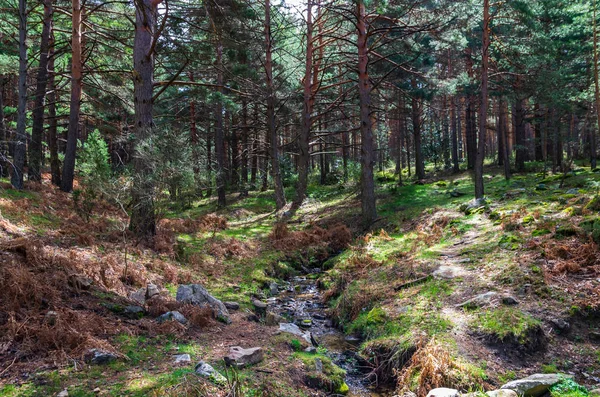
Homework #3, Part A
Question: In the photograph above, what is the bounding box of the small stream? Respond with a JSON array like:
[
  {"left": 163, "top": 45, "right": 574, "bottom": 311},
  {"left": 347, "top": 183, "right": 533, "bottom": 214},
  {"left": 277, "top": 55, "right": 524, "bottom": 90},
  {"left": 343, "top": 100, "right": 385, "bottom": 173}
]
[{"left": 268, "top": 275, "right": 393, "bottom": 397}]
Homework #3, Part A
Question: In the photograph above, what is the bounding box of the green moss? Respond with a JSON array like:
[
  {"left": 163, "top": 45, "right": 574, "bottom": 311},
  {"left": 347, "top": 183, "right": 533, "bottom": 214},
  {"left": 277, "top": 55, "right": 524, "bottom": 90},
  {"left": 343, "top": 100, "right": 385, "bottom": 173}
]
[
  {"left": 550, "top": 378, "right": 588, "bottom": 397},
  {"left": 585, "top": 195, "right": 600, "bottom": 212},
  {"left": 499, "top": 233, "right": 523, "bottom": 250},
  {"left": 294, "top": 352, "right": 346, "bottom": 394},
  {"left": 474, "top": 308, "right": 542, "bottom": 344}
]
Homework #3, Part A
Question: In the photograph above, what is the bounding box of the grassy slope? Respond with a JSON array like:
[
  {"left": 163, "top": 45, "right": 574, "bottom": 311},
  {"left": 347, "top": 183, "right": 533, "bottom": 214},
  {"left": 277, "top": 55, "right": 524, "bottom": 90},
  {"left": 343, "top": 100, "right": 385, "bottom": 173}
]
[{"left": 1, "top": 164, "right": 600, "bottom": 396}]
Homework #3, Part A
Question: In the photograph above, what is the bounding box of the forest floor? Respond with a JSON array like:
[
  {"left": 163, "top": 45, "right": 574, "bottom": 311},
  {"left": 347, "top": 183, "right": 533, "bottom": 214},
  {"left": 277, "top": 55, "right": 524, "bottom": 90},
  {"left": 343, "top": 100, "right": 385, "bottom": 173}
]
[{"left": 2, "top": 164, "right": 600, "bottom": 397}]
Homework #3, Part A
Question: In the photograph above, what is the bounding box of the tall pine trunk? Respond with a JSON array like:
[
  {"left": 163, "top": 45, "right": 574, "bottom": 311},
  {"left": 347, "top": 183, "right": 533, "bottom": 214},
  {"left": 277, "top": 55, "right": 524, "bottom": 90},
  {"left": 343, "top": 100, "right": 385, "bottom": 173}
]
[
  {"left": 48, "top": 27, "right": 61, "bottom": 186},
  {"left": 474, "top": 0, "right": 489, "bottom": 200},
  {"left": 28, "top": 0, "right": 53, "bottom": 182},
  {"left": 60, "top": 0, "right": 82, "bottom": 192},
  {"left": 265, "top": 0, "right": 286, "bottom": 210},
  {"left": 12, "top": 0, "right": 27, "bottom": 189},
  {"left": 129, "top": 0, "right": 163, "bottom": 238},
  {"left": 357, "top": 0, "right": 376, "bottom": 225},
  {"left": 593, "top": 0, "right": 599, "bottom": 169},
  {"left": 293, "top": 0, "right": 313, "bottom": 209},
  {"left": 0, "top": 79, "right": 8, "bottom": 177}
]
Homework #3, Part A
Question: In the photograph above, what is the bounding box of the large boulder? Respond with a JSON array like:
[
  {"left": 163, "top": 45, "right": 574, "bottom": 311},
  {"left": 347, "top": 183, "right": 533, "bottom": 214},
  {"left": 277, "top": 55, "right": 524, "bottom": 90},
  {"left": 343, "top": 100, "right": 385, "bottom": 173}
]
[
  {"left": 176, "top": 284, "right": 230, "bottom": 323},
  {"left": 501, "top": 374, "right": 571, "bottom": 397},
  {"left": 224, "top": 346, "right": 263, "bottom": 368},
  {"left": 84, "top": 349, "right": 118, "bottom": 365},
  {"left": 279, "top": 322, "right": 312, "bottom": 344}
]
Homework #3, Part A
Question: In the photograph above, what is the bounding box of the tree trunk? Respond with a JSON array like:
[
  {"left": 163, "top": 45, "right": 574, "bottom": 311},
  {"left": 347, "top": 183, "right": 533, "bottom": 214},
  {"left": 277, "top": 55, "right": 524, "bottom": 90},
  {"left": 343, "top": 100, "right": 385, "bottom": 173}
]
[
  {"left": 12, "top": 0, "right": 28, "bottom": 189},
  {"left": 215, "top": 39, "right": 227, "bottom": 207},
  {"left": 514, "top": 98, "right": 527, "bottom": 173},
  {"left": 293, "top": 0, "right": 313, "bottom": 209},
  {"left": 48, "top": 27, "right": 61, "bottom": 186},
  {"left": 593, "top": 0, "right": 599, "bottom": 169},
  {"left": 241, "top": 98, "right": 249, "bottom": 192},
  {"left": 475, "top": 0, "right": 489, "bottom": 200},
  {"left": 412, "top": 83, "right": 424, "bottom": 180},
  {"left": 499, "top": 99, "right": 510, "bottom": 179},
  {"left": 189, "top": 72, "right": 200, "bottom": 177},
  {"left": 265, "top": 0, "right": 286, "bottom": 209},
  {"left": 60, "top": 0, "right": 82, "bottom": 192},
  {"left": 28, "top": 0, "right": 53, "bottom": 182},
  {"left": 0, "top": 79, "right": 8, "bottom": 177},
  {"left": 357, "top": 0, "right": 376, "bottom": 225},
  {"left": 129, "top": 0, "right": 164, "bottom": 239}
]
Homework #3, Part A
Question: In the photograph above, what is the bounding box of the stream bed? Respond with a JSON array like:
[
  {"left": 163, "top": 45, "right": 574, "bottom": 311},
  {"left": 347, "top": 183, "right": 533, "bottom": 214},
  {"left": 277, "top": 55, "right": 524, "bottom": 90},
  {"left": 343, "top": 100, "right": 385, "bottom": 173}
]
[{"left": 269, "top": 275, "right": 393, "bottom": 397}]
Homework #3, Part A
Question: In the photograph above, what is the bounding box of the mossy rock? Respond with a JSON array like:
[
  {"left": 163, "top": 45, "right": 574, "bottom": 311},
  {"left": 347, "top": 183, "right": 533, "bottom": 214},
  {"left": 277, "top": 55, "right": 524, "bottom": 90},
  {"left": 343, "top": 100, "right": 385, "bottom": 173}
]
[
  {"left": 579, "top": 218, "right": 600, "bottom": 244},
  {"left": 499, "top": 233, "right": 523, "bottom": 250},
  {"left": 532, "top": 228, "right": 551, "bottom": 237},
  {"left": 522, "top": 215, "right": 535, "bottom": 224},
  {"left": 298, "top": 353, "right": 347, "bottom": 394},
  {"left": 554, "top": 226, "right": 579, "bottom": 239},
  {"left": 475, "top": 308, "right": 547, "bottom": 353},
  {"left": 585, "top": 195, "right": 600, "bottom": 212}
]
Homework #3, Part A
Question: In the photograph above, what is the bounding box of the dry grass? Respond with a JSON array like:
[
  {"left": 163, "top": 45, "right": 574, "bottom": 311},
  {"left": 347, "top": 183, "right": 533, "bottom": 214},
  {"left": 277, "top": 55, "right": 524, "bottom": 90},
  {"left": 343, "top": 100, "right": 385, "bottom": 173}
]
[
  {"left": 396, "top": 338, "right": 489, "bottom": 397},
  {"left": 269, "top": 222, "right": 352, "bottom": 252},
  {"left": 541, "top": 237, "right": 600, "bottom": 275}
]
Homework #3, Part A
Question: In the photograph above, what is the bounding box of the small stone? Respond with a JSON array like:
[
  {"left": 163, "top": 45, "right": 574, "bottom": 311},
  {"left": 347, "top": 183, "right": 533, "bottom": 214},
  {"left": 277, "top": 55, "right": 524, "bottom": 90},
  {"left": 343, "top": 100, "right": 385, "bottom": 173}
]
[
  {"left": 269, "top": 282, "right": 279, "bottom": 296},
  {"left": 224, "top": 346, "right": 263, "bottom": 368},
  {"left": 279, "top": 323, "right": 312, "bottom": 343},
  {"left": 146, "top": 283, "right": 160, "bottom": 299},
  {"left": 224, "top": 301, "right": 240, "bottom": 311},
  {"left": 589, "top": 389, "right": 600, "bottom": 397},
  {"left": 265, "top": 311, "right": 285, "bottom": 326},
  {"left": 298, "top": 318, "right": 312, "bottom": 329},
  {"left": 123, "top": 305, "right": 145, "bottom": 319},
  {"left": 426, "top": 388, "right": 460, "bottom": 397},
  {"left": 566, "top": 188, "right": 579, "bottom": 195},
  {"left": 129, "top": 288, "right": 146, "bottom": 305},
  {"left": 252, "top": 299, "right": 268, "bottom": 315},
  {"left": 195, "top": 361, "right": 226, "bottom": 384},
  {"left": 314, "top": 358, "right": 323, "bottom": 373},
  {"left": 247, "top": 314, "right": 260, "bottom": 322},
  {"left": 44, "top": 311, "right": 58, "bottom": 326},
  {"left": 84, "top": 349, "right": 117, "bottom": 365},
  {"left": 487, "top": 390, "right": 518, "bottom": 397},
  {"left": 501, "top": 296, "right": 519, "bottom": 305},
  {"left": 456, "top": 291, "right": 497, "bottom": 309},
  {"left": 304, "top": 347, "right": 317, "bottom": 353},
  {"left": 92, "top": 388, "right": 101, "bottom": 393},
  {"left": 536, "top": 183, "right": 548, "bottom": 191},
  {"left": 344, "top": 335, "right": 361, "bottom": 344},
  {"left": 312, "top": 313, "right": 327, "bottom": 321},
  {"left": 174, "top": 354, "right": 191, "bottom": 364},
  {"left": 57, "top": 390, "right": 69, "bottom": 397},
  {"left": 550, "top": 318, "right": 570, "bottom": 333},
  {"left": 156, "top": 311, "right": 187, "bottom": 325}
]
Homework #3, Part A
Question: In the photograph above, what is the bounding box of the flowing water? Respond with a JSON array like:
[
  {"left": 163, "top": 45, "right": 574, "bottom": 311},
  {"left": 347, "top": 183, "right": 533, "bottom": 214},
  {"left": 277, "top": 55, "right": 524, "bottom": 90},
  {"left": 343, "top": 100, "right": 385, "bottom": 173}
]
[{"left": 270, "top": 275, "right": 394, "bottom": 397}]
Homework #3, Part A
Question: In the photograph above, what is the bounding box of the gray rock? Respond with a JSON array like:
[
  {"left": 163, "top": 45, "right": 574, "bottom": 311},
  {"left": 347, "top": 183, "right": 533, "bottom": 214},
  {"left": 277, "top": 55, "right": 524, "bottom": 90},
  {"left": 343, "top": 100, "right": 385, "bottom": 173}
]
[
  {"left": 502, "top": 296, "right": 519, "bottom": 305},
  {"left": 129, "top": 288, "right": 146, "bottom": 305},
  {"left": 344, "top": 335, "right": 361, "bottom": 344},
  {"left": 57, "top": 390, "right": 69, "bottom": 397},
  {"left": 550, "top": 318, "right": 570, "bottom": 333},
  {"left": 124, "top": 305, "right": 145, "bottom": 319},
  {"left": 156, "top": 311, "right": 188, "bottom": 325},
  {"left": 457, "top": 292, "right": 497, "bottom": 309},
  {"left": 224, "top": 346, "right": 263, "bottom": 368},
  {"left": 536, "top": 184, "right": 548, "bottom": 191},
  {"left": 426, "top": 388, "right": 460, "bottom": 397},
  {"left": 195, "top": 361, "right": 226, "bottom": 384},
  {"left": 566, "top": 189, "right": 579, "bottom": 195},
  {"left": 84, "top": 349, "right": 118, "bottom": 365},
  {"left": 501, "top": 373, "right": 572, "bottom": 397},
  {"left": 224, "top": 301, "right": 240, "bottom": 311},
  {"left": 434, "top": 265, "right": 467, "bottom": 280},
  {"left": 174, "top": 354, "right": 191, "bottom": 364},
  {"left": 297, "top": 318, "right": 313, "bottom": 328},
  {"left": 44, "top": 311, "right": 58, "bottom": 326},
  {"left": 176, "top": 284, "right": 230, "bottom": 323},
  {"left": 304, "top": 347, "right": 317, "bottom": 353},
  {"left": 487, "top": 390, "right": 518, "bottom": 397},
  {"left": 589, "top": 389, "right": 600, "bottom": 397},
  {"left": 252, "top": 299, "right": 268, "bottom": 315},
  {"left": 314, "top": 358, "right": 323, "bottom": 373},
  {"left": 312, "top": 313, "right": 327, "bottom": 321},
  {"left": 146, "top": 283, "right": 160, "bottom": 299},
  {"left": 265, "top": 311, "right": 285, "bottom": 326},
  {"left": 279, "top": 322, "right": 312, "bottom": 343},
  {"left": 269, "top": 282, "right": 279, "bottom": 296}
]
